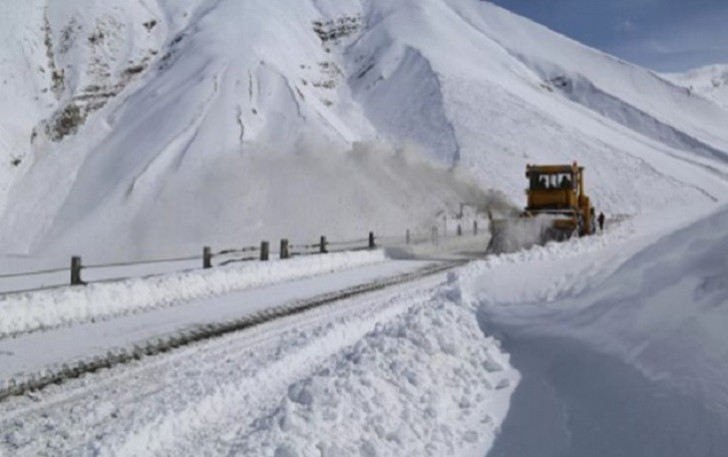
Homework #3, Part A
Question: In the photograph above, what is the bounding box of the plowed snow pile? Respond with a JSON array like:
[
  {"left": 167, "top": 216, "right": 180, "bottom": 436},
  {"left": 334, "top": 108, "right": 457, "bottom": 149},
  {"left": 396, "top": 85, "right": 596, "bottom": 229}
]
[
  {"left": 466, "top": 207, "right": 728, "bottom": 456},
  {"left": 235, "top": 273, "right": 516, "bottom": 456}
]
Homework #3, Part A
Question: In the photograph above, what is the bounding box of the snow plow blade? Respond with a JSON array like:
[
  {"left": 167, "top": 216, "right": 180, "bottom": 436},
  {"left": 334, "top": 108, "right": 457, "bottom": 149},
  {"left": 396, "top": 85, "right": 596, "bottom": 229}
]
[
  {"left": 486, "top": 215, "right": 576, "bottom": 255},
  {"left": 486, "top": 217, "right": 542, "bottom": 255}
]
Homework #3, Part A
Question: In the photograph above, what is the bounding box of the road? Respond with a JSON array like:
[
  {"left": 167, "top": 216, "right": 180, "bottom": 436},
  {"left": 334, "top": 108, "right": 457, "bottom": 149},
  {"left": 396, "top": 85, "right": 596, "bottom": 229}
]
[{"left": 0, "top": 254, "right": 507, "bottom": 456}]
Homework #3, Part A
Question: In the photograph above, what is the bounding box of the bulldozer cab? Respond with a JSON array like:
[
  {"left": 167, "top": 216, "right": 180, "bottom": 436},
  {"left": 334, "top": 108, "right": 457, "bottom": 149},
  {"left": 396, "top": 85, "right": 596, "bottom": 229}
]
[{"left": 526, "top": 164, "right": 583, "bottom": 212}]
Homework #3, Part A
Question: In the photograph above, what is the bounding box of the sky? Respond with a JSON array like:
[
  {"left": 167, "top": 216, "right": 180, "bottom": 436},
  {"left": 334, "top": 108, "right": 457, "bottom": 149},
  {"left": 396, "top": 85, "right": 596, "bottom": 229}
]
[{"left": 488, "top": 0, "right": 728, "bottom": 73}]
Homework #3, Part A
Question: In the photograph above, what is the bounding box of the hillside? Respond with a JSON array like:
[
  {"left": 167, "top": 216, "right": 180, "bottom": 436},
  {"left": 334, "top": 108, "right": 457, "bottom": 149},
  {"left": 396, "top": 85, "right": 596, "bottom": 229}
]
[
  {"left": 664, "top": 64, "right": 728, "bottom": 109},
  {"left": 1, "top": 0, "right": 728, "bottom": 260}
]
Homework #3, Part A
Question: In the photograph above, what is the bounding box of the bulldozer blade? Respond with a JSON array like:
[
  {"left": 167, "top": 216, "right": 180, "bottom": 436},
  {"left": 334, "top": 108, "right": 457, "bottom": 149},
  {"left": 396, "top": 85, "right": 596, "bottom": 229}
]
[
  {"left": 486, "top": 213, "right": 578, "bottom": 255},
  {"left": 486, "top": 218, "right": 544, "bottom": 255}
]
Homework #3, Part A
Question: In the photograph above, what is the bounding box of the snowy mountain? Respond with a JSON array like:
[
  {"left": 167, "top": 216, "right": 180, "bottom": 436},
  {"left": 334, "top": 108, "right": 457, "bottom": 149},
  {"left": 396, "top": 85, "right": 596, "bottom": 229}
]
[
  {"left": 2, "top": 0, "right": 728, "bottom": 260},
  {"left": 5, "top": 2, "right": 728, "bottom": 454},
  {"left": 664, "top": 64, "right": 728, "bottom": 109}
]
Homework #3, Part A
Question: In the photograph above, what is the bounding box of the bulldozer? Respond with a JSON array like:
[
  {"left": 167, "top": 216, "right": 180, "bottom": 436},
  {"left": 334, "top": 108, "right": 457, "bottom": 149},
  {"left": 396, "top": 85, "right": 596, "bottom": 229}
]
[{"left": 487, "top": 162, "right": 596, "bottom": 254}]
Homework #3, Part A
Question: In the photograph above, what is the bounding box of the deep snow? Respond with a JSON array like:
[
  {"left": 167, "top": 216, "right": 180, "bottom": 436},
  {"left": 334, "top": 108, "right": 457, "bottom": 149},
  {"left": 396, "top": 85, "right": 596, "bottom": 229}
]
[{"left": 466, "top": 206, "right": 728, "bottom": 456}]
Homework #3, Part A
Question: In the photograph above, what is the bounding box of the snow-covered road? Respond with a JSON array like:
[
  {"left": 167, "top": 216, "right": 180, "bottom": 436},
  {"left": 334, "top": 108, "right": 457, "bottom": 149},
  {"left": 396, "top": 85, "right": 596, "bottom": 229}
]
[
  {"left": 2, "top": 204, "right": 728, "bottom": 456},
  {"left": 0, "top": 258, "right": 515, "bottom": 456},
  {"left": 0, "top": 258, "right": 437, "bottom": 385}
]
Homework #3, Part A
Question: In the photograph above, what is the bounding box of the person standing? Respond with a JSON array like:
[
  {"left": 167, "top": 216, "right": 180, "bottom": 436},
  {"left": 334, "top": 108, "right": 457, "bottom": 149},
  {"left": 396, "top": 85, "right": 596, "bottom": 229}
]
[{"left": 598, "top": 212, "right": 605, "bottom": 231}]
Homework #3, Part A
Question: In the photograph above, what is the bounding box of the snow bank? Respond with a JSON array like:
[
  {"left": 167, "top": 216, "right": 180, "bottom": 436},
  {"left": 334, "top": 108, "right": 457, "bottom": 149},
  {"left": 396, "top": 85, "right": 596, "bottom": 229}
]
[
  {"left": 460, "top": 216, "right": 635, "bottom": 306},
  {"left": 385, "top": 233, "right": 491, "bottom": 260},
  {"left": 0, "top": 250, "right": 386, "bottom": 339},
  {"left": 470, "top": 206, "right": 728, "bottom": 455},
  {"left": 236, "top": 273, "right": 517, "bottom": 456}
]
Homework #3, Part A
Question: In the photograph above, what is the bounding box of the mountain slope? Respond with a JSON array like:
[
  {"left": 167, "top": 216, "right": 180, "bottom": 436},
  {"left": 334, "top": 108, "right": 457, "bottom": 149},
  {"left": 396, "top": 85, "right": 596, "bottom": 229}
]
[
  {"left": 1, "top": 0, "right": 728, "bottom": 259},
  {"left": 664, "top": 64, "right": 728, "bottom": 109}
]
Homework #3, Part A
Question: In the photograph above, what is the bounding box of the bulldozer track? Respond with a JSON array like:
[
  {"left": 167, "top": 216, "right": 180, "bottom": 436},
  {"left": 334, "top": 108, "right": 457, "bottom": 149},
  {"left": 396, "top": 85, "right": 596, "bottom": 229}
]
[{"left": 0, "top": 260, "right": 466, "bottom": 403}]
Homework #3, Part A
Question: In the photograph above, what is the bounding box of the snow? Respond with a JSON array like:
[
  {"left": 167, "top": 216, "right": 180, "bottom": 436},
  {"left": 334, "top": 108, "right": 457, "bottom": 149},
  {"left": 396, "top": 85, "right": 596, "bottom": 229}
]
[
  {"left": 664, "top": 64, "right": 728, "bottom": 109},
  {"left": 234, "top": 273, "right": 516, "bottom": 457},
  {"left": 12, "top": 201, "right": 728, "bottom": 455},
  {"left": 3, "top": 0, "right": 728, "bottom": 455},
  {"left": 0, "top": 257, "right": 431, "bottom": 385},
  {"left": 0, "top": 265, "right": 516, "bottom": 457},
  {"left": 459, "top": 204, "right": 728, "bottom": 455},
  {"left": 2, "top": 0, "right": 728, "bottom": 260},
  {"left": 10, "top": 202, "right": 728, "bottom": 455},
  {"left": 0, "top": 250, "right": 386, "bottom": 338}
]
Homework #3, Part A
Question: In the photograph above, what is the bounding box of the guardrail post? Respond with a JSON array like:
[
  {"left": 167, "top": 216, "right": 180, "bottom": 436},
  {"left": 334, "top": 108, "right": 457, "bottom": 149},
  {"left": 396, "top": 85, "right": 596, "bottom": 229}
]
[
  {"left": 280, "top": 239, "right": 289, "bottom": 259},
  {"left": 71, "top": 256, "right": 84, "bottom": 286},
  {"left": 203, "top": 246, "right": 212, "bottom": 269},
  {"left": 406, "top": 229, "right": 411, "bottom": 244},
  {"left": 261, "top": 241, "right": 270, "bottom": 261},
  {"left": 474, "top": 220, "right": 478, "bottom": 236},
  {"left": 368, "top": 232, "right": 375, "bottom": 249},
  {"left": 320, "top": 236, "right": 327, "bottom": 254},
  {"left": 457, "top": 225, "right": 462, "bottom": 236}
]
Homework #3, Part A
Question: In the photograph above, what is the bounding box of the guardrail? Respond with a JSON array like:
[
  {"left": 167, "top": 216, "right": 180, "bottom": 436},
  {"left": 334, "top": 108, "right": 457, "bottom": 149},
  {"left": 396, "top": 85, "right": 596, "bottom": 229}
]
[{"left": 0, "top": 221, "right": 485, "bottom": 296}]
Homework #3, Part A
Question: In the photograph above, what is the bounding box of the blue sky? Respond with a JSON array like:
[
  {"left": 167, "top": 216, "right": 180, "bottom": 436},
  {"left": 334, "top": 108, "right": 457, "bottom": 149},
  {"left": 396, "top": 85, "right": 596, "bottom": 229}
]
[{"left": 489, "top": 0, "right": 728, "bottom": 72}]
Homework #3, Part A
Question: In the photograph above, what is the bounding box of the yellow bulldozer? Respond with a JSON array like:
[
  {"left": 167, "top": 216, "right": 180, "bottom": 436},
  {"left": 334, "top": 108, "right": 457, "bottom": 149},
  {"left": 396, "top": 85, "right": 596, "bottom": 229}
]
[{"left": 487, "top": 162, "right": 596, "bottom": 254}]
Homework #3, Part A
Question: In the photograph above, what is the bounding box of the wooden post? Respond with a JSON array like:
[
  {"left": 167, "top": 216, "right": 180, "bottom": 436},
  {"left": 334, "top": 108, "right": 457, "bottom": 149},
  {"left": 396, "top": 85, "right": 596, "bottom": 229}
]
[
  {"left": 70, "top": 256, "right": 84, "bottom": 286},
  {"left": 280, "top": 239, "right": 289, "bottom": 259},
  {"left": 320, "top": 236, "right": 327, "bottom": 254},
  {"left": 457, "top": 225, "right": 462, "bottom": 236},
  {"left": 474, "top": 220, "right": 478, "bottom": 236},
  {"left": 203, "top": 246, "right": 212, "bottom": 269},
  {"left": 260, "top": 241, "right": 270, "bottom": 261},
  {"left": 406, "top": 229, "right": 411, "bottom": 244},
  {"left": 368, "top": 232, "right": 375, "bottom": 249}
]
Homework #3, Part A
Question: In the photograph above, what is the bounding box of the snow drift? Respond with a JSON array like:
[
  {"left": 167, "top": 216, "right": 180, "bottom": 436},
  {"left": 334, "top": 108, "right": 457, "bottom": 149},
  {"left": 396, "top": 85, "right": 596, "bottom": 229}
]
[{"left": 472, "top": 205, "right": 728, "bottom": 456}]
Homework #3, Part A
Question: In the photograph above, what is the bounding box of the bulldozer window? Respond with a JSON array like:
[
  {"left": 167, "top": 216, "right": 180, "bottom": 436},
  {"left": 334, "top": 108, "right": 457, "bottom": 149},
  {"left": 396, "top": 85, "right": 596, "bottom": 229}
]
[
  {"left": 560, "top": 173, "right": 573, "bottom": 189},
  {"left": 530, "top": 172, "right": 573, "bottom": 190},
  {"left": 549, "top": 174, "right": 560, "bottom": 189},
  {"left": 530, "top": 174, "right": 548, "bottom": 189}
]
